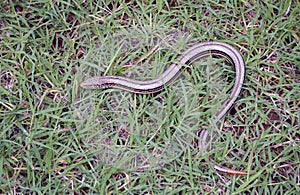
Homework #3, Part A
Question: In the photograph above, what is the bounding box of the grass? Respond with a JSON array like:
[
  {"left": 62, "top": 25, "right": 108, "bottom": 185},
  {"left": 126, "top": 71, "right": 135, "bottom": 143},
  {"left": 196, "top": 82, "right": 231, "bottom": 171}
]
[{"left": 1, "top": 0, "right": 299, "bottom": 194}]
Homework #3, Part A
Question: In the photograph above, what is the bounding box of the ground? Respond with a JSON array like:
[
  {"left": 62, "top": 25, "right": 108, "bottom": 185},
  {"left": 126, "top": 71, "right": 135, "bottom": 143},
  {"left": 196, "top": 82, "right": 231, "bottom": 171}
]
[{"left": 0, "top": 0, "right": 299, "bottom": 194}]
